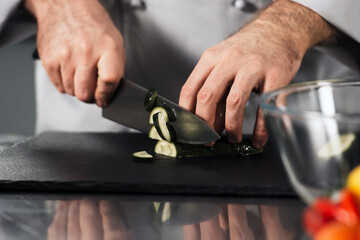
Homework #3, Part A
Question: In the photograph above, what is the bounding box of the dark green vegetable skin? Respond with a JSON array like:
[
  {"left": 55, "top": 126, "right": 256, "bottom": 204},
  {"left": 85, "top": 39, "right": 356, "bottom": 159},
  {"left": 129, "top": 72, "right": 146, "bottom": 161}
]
[
  {"left": 152, "top": 112, "right": 177, "bottom": 142},
  {"left": 166, "top": 138, "right": 262, "bottom": 158},
  {"left": 144, "top": 88, "right": 176, "bottom": 121},
  {"left": 144, "top": 88, "right": 158, "bottom": 112}
]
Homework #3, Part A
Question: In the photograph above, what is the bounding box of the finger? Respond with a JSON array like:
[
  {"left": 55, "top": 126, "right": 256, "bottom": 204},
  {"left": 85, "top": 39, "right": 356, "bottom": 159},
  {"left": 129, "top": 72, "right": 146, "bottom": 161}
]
[
  {"left": 48, "top": 201, "right": 69, "bottom": 240},
  {"left": 218, "top": 204, "right": 229, "bottom": 234},
  {"left": 183, "top": 224, "right": 200, "bottom": 240},
  {"left": 225, "top": 70, "right": 263, "bottom": 143},
  {"left": 179, "top": 59, "right": 214, "bottom": 113},
  {"left": 96, "top": 52, "right": 124, "bottom": 108},
  {"left": 79, "top": 199, "right": 103, "bottom": 240},
  {"left": 205, "top": 95, "right": 226, "bottom": 147},
  {"left": 214, "top": 90, "right": 227, "bottom": 134},
  {"left": 100, "top": 200, "right": 130, "bottom": 240},
  {"left": 199, "top": 215, "right": 227, "bottom": 240},
  {"left": 252, "top": 70, "right": 289, "bottom": 148},
  {"left": 195, "top": 64, "right": 236, "bottom": 130},
  {"left": 42, "top": 61, "right": 65, "bottom": 93},
  {"left": 61, "top": 61, "right": 76, "bottom": 96},
  {"left": 228, "top": 204, "right": 255, "bottom": 240},
  {"left": 74, "top": 63, "right": 97, "bottom": 103},
  {"left": 67, "top": 200, "right": 81, "bottom": 240},
  {"left": 252, "top": 107, "right": 268, "bottom": 148}
]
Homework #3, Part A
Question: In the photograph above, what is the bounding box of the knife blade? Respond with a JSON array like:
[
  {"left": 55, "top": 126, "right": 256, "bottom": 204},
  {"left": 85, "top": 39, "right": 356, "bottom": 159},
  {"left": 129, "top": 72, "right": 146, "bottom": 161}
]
[{"left": 102, "top": 79, "right": 220, "bottom": 144}]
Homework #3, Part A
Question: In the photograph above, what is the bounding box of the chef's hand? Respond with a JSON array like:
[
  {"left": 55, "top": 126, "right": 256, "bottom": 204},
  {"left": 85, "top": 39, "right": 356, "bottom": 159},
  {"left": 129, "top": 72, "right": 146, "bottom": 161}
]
[
  {"left": 179, "top": 0, "right": 336, "bottom": 148},
  {"left": 24, "top": 0, "right": 125, "bottom": 107},
  {"left": 48, "top": 199, "right": 131, "bottom": 240}
]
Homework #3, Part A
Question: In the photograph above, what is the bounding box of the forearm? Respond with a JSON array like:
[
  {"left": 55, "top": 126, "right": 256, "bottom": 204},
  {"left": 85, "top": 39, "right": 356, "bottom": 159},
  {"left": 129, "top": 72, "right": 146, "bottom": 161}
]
[
  {"left": 239, "top": 0, "right": 337, "bottom": 61},
  {"left": 24, "top": 0, "right": 102, "bottom": 22}
]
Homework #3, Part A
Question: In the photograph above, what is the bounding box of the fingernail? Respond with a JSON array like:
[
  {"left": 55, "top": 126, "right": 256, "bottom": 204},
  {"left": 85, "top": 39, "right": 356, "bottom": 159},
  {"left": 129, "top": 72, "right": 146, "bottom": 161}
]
[
  {"left": 96, "top": 101, "right": 105, "bottom": 108},
  {"left": 205, "top": 141, "right": 215, "bottom": 147}
]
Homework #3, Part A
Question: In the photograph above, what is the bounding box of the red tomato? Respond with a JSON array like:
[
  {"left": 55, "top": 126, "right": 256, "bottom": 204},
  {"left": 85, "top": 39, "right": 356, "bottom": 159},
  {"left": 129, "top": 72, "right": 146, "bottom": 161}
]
[
  {"left": 303, "top": 207, "right": 331, "bottom": 235},
  {"left": 313, "top": 198, "right": 337, "bottom": 221}
]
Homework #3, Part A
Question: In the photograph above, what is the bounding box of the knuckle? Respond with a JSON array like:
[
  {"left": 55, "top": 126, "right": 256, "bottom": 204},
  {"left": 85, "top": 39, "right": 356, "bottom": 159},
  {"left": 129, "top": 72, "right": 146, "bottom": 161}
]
[
  {"left": 201, "top": 48, "right": 216, "bottom": 66},
  {"left": 41, "top": 57, "right": 57, "bottom": 72},
  {"left": 254, "top": 127, "right": 268, "bottom": 137},
  {"left": 180, "top": 84, "right": 194, "bottom": 99},
  {"left": 58, "top": 47, "right": 70, "bottom": 59},
  {"left": 197, "top": 88, "right": 214, "bottom": 105},
  {"left": 78, "top": 41, "right": 92, "bottom": 56},
  {"left": 226, "top": 91, "right": 244, "bottom": 108},
  {"left": 225, "top": 122, "right": 239, "bottom": 132},
  {"left": 223, "top": 49, "right": 237, "bottom": 60},
  {"left": 103, "top": 36, "right": 119, "bottom": 50},
  {"left": 76, "top": 90, "right": 94, "bottom": 102}
]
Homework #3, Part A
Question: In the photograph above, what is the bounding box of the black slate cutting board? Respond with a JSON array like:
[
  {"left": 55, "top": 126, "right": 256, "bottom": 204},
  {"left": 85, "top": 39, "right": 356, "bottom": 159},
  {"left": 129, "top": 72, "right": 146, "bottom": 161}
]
[{"left": 0, "top": 132, "right": 295, "bottom": 196}]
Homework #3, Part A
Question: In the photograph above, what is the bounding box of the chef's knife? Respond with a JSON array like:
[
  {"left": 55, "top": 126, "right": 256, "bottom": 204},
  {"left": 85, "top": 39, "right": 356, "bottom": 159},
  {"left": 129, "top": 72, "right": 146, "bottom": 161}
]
[{"left": 102, "top": 79, "right": 220, "bottom": 144}]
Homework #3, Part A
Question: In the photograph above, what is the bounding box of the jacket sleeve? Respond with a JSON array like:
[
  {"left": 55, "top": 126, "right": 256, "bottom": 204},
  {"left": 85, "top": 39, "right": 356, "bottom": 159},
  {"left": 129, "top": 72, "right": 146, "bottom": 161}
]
[
  {"left": 292, "top": 0, "right": 360, "bottom": 74},
  {"left": 0, "top": 0, "right": 37, "bottom": 47},
  {"left": 292, "top": 0, "right": 360, "bottom": 43}
]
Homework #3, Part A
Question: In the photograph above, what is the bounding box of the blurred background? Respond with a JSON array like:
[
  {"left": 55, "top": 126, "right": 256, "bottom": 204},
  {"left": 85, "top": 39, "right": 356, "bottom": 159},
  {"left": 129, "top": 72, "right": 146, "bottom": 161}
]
[{"left": 0, "top": 37, "right": 35, "bottom": 136}]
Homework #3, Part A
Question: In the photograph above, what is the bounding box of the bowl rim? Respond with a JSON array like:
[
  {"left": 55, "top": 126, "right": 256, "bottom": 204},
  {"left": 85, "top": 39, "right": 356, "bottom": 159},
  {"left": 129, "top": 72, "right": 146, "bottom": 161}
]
[{"left": 259, "top": 78, "right": 360, "bottom": 122}]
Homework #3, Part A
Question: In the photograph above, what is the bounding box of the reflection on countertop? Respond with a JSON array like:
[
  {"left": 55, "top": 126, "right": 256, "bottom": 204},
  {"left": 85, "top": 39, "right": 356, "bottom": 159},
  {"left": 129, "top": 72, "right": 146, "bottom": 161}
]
[{"left": 0, "top": 194, "right": 307, "bottom": 240}]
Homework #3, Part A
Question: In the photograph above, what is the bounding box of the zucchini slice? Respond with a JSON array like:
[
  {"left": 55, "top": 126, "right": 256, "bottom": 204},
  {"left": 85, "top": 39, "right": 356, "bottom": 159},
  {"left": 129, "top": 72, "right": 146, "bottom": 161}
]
[
  {"left": 148, "top": 126, "right": 163, "bottom": 141},
  {"left": 149, "top": 107, "right": 169, "bottom": 124},
  {"left": 155, "top": 141, "right": 177, "bottom": 157},
  {"left": 153, "top": 112, "right": 176, "bottom": 142},
  {"left": 155, "top": 138, "right": 262, "bottom": 158},
  {"left": 132, "top": 151, "right": 154, "bottom": 161},
  {"left": 144, "top": 88, "right": 158, "bottom": 112}
]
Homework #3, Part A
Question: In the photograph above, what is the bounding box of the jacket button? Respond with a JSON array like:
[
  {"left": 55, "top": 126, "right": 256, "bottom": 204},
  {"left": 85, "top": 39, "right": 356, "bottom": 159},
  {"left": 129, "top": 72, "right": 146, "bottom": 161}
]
[
  {"left": 232, "top": 0, "right": 257, "bottom": 13},
  {"left": 130, "top": 0, "right": 146, "bottom": 9},
  {"left": 232, "top": 0, "right": 246, "bottom": 10}
]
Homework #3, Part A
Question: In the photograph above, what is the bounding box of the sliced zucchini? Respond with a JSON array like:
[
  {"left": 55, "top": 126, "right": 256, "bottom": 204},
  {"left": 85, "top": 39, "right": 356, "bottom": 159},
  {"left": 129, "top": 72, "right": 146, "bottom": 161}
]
[
  {"left": 148, "top": 126, "right": 163, "bottom": 141},
  {"left": 153, "top": 112, "right": 177, "bottom": 142},
  {"left": 318, "top": 133, "right": 356, "bottom": 159},
  {"left": 155, "top": 141, "right": 177, "bottom": 158},
  {"left": 144, "top": 88, "right": 158, "bottom": 112},
  {"left": 155, "top": 138, "right": 262, "bottom": 158},
  {"left": 132, "top": 151, "right": 154, "bottom": 161},
  {"left": 151, "top": 101, "right": 176, "bottom": 122},
  {"left": 149, "top": 107, "right": 169, "bottom": 124},
  {"left": 157, "top": 104, "right": 176, "bottom": 122}
]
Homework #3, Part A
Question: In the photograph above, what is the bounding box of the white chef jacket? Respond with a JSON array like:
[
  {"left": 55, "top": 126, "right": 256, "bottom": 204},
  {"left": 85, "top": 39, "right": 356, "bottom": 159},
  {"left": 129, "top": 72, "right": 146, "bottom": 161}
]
[{"left": 0, "top": 0, "right": 359, "bottom": 135}]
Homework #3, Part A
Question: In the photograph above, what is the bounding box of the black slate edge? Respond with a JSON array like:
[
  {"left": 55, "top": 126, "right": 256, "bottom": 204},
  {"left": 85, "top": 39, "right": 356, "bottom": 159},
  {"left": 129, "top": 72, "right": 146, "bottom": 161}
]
[{"left": 0, "top": 180, "right": 295, "bottom": 197}]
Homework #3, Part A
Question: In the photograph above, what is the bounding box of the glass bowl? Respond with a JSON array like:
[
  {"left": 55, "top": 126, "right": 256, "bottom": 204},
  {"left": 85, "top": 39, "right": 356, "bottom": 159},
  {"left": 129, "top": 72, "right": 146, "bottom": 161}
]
[{"left": 259, "top": 79, "right": 360, "bottom": 204}]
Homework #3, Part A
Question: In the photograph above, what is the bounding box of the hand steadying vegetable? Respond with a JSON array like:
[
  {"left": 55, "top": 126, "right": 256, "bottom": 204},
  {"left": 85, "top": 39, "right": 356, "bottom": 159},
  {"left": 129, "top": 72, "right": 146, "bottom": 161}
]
[
  {"left": 179, "top": 0, "right": 336, "bottom": 148},
  {"left": 24, "top": 0, "right": 125, "bottom": 107}
]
